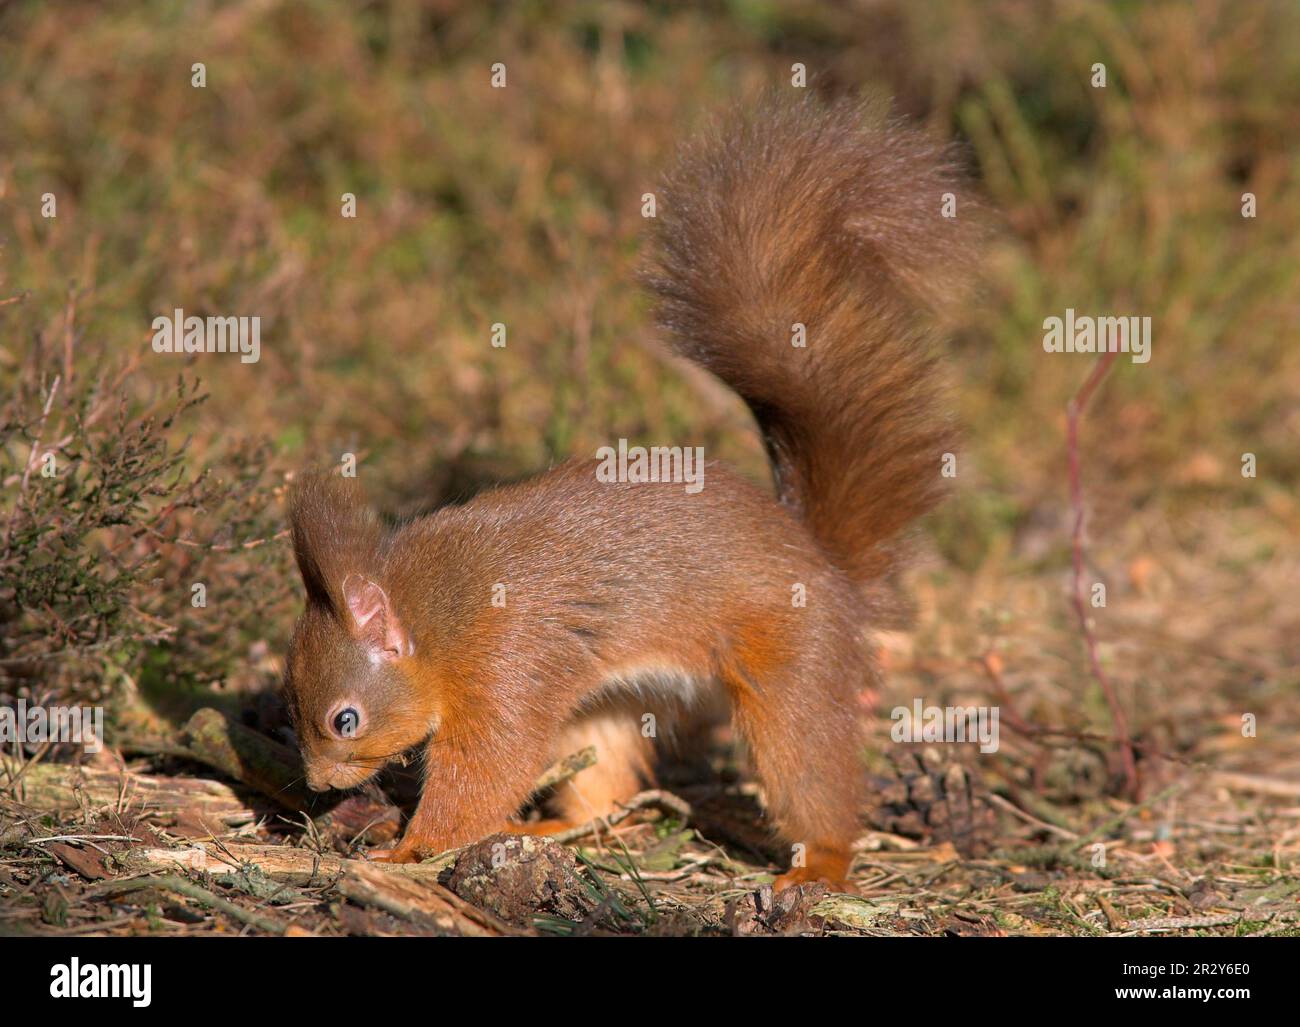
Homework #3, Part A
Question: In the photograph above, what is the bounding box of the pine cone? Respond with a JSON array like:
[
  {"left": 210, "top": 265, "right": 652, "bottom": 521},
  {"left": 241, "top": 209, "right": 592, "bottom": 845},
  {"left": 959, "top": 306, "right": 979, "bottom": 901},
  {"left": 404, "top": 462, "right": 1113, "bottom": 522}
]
[{"left": 866, "top": 749, "right": 996, "bottom": 857}]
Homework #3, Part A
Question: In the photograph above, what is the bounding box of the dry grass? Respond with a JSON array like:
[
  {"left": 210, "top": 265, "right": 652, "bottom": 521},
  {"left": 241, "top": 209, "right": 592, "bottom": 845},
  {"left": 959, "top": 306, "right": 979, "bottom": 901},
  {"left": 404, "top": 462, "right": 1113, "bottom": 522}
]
[{"left": 2, "top": 0, "right": 1298, "bottom": 936}]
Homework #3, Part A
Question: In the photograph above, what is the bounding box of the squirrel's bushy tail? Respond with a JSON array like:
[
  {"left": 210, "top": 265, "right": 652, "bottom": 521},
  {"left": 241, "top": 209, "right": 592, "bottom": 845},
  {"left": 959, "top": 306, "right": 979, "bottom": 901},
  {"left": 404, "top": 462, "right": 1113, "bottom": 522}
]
[{"left": 644, "top": 95, "right": 978, "bottom": 584}]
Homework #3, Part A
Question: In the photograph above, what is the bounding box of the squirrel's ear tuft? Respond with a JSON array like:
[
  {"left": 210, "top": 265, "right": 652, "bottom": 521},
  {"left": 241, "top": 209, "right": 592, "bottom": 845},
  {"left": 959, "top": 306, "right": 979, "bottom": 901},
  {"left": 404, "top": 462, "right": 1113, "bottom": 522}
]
[
  {"left": 288, "top": 471, "right": 383, "bottom": 614},
  {"left": 342, "top": 574, "right": 408, "bottom": 659}
]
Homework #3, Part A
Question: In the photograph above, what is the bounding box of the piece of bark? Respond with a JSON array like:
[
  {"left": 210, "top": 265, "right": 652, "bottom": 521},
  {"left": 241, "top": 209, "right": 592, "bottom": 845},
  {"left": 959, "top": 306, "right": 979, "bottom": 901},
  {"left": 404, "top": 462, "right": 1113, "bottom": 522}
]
[
  {"left": 1, "top": 755, "right": 257, "bottom": 830},
  {"left": 118, "top": 841, "right": 450, "bottom": 886},
  {"left": 336, "top": 902, "right": 408, "bottom": 937},
  {"left": 338, "top": 862, "right": 511, "bottom": 936},
  {"left": 45, "top": 842, "right": 111, "bottom": 880},
  {"left": 318, "top": 793, "right": 402, "bottom": 847},
  {"left": 729, "top": 883, "right": 829, "bottom": 936}
]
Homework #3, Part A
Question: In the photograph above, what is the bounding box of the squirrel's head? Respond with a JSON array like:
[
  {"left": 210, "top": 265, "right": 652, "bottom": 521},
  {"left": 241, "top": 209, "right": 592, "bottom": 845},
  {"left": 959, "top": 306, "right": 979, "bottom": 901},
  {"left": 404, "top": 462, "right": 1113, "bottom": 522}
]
[{"left": 283, "top": 473, "right": 437, "bottom": 792}]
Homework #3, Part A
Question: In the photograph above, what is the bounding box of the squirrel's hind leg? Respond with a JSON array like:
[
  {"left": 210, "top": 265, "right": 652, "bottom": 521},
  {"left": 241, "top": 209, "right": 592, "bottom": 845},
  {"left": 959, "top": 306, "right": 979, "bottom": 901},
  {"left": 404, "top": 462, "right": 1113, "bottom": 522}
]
[{"left": 719, "top": 624, "right": 867, "bottom": 893}]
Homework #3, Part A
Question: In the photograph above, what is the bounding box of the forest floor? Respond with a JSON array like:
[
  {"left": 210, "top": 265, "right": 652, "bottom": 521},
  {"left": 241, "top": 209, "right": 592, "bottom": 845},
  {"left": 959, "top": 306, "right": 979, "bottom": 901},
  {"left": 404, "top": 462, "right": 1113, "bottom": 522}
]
[
  {"left": 3, "top": 504, "right": 1295, "bottom": 938},
  {"left": 2, "top": 0, "right": 1298, "bottom": 938}
]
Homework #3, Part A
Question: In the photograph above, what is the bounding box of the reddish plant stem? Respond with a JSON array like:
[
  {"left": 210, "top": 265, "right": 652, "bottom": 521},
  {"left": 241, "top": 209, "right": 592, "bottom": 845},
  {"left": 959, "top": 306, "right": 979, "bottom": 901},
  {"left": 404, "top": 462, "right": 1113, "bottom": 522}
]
[{"left": 1066, "top": 347, "right": 1138, "bottom": 798}]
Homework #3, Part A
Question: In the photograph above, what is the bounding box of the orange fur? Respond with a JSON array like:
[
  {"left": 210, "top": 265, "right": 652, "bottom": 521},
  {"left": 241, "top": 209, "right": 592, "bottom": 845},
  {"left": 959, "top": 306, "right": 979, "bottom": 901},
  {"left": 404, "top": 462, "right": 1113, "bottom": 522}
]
[{"left": 283, "top": 95, "right": 976, "bottom": 890}]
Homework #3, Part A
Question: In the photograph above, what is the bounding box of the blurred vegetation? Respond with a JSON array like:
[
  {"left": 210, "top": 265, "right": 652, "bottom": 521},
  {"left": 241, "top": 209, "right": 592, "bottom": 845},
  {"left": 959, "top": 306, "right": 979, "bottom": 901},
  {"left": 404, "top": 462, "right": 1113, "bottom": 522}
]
[{"left": 1, "top": 0, "right": 1297, "bottom": 715}]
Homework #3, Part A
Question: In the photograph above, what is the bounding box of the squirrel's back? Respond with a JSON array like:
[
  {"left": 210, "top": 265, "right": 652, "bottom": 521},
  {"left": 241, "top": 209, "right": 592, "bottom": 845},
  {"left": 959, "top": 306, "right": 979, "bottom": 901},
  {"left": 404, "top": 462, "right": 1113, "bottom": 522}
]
[{"left": 644, "top": 95, "right": 978, "bottom": 584}]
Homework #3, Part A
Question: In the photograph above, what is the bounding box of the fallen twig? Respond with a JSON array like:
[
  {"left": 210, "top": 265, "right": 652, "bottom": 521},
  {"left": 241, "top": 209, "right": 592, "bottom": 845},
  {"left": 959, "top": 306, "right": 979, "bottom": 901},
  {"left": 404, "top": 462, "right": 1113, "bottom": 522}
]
[
  {"left": 1207, "top": 771, "right": 1300, "bottom": 799},
  {"left": 530, "top": 745, "right": 597, "bottom": 796},
  {"left": 2, "top": 373, "right": 61, "bottom": 558},
  {"left": 986, "top": 793, "right": 1078, "bottom": 841},
  {"left": 1056, "top": 782, "right": 1183, "bottom": 859},
  {"left": 551, "top": 788, "right": 693, "bottom": 844},
  {"left": 339, "top": 861, "right": 520, "bottom": 936},
  {"left": 1065, "top": 347, "right": 1138, "bottom": 797},
  {"left": 94, "top": 874, "right": 292, "bottom": 935}
]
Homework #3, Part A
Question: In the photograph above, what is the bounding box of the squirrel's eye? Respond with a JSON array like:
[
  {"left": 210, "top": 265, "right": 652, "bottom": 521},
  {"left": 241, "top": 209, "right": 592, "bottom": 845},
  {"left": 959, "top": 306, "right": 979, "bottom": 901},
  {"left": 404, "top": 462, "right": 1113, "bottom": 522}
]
[{"left": 333, "top": 707, "right": 361, "bottom": 738}]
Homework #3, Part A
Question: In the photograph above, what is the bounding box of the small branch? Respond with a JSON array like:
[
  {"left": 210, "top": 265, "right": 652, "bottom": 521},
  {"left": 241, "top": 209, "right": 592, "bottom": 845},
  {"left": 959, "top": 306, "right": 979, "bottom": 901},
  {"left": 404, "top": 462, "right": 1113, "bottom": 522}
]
[
  {"left": 62, "top": 281, "right": 79, "bottom": 385},
  {"left": 93, "top": 874, "right": 290, "bottom": 935},
  {"left": 25, "top": 834, "right": 142, "bottom": 847},
  {"left": 145, "top": 525, "right": 290, "bottom": 551},
  {"left": 985, "top": 793, "right": 1078, "bottom": 842},
  {"left": 2, "top": 373, "right": 61, "bottom": 557},
  {"left": 180, "top": 707, "right": 314, "bottom": 811},
  {"left": 123, "top": 842, "right": 447, "bottom": 886},
  {"left": 551, "top": 789, "right": 693, "bottom": 845},
  {"left": 529, "top": 745, "right": 597, "bottom": 796},
  {"left": 1055, "top": 782, "right": 1183, "bottom": 859},
  {"left": 1065, "top": 347, "right": 1138, "bottom": 797},
  {"left": 975, "top": 652, "right": 1199, "bottom": 769},
  {"left": 1208, "top": 771, "right": 1300, "bottom": 799},
  {"left": 0, "top": 740, "right": 53, "bottom": 796}
]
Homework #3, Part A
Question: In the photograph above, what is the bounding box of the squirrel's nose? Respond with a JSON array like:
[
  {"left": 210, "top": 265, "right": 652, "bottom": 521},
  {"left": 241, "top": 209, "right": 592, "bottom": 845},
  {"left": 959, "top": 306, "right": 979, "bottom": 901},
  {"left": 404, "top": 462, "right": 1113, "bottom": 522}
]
[{"left": 305, "top": 768, "right": 331, "bottom": 792}]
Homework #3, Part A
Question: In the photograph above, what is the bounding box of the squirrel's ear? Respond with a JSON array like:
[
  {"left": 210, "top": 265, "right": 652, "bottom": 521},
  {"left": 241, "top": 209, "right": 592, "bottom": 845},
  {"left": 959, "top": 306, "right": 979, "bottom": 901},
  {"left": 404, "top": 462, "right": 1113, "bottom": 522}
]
[
  {"left": 342, "top": 574, "right": 409, "bottom": 659},
  {"left": 288, "top": 471, "right": 382, "bottom": 612}
]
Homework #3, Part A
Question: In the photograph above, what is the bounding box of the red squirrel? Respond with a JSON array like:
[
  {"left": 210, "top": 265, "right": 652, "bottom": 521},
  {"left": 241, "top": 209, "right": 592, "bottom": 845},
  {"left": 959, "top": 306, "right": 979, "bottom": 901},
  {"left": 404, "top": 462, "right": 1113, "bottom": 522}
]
[{"left": 282, "top": 96, "right": 975, "bottom": 890}]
